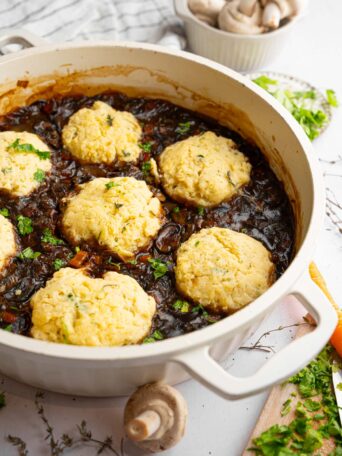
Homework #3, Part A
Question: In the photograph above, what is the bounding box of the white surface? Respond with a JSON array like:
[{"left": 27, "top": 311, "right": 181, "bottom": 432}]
[{"left": 1, "top": 0, "right": 342, "bottom": 454}]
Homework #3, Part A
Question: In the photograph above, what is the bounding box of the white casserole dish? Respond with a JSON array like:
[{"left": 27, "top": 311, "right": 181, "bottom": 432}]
[{"left": 0, "top": 31, "right": 337, "bottom": 399}]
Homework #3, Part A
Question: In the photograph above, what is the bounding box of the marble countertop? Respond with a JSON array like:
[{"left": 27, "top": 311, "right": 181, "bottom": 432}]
[{"left": 1, "top": 0, "right": 342, "bottom": 454}]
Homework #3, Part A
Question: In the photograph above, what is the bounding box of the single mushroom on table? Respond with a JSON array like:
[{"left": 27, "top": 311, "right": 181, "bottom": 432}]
[
  {"left": 124, "top": 382, "right": 188, "bottom": 452},
  {"left": 188, "top": 0, "right": 226, "bottom": 26},
  {"left": 218, "top": 0, "right": 264, "bottom": 34}
]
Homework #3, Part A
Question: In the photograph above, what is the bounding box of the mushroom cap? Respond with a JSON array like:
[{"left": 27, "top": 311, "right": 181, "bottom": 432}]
[
  {"left": 124, "top": 382, "right": 188, "bottom": 452},
  {"left": 218, "top": 0, "right": 264, "bottom": 34},
  {"left": 188, "top": 0, "right": 226, "bottom": 19}
]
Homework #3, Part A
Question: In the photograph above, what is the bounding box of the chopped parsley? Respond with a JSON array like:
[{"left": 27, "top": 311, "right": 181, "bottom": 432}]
[
  {"left": 148, "top": 258, "right": 169, "bottom": 279},
  {"left": 106, "top": 114, "right": 113, "bottom": 126},
  {"left": 250, "top": 345, "right": 342, "bottom": 455},
  {"left": 143, "top": 330, "right": 164, "bottom": 344},
  {"left": 0, "top": 208, "right": 9, "bottom": 217},
  {"left": 192, "top": 304, "right": 209, "bottom": 316},
  {"left": 3, "top": 324, "right": 13, "bottom": 332},
  {"left": 197, "top": 206, "right": 205, "bottom": 216},
  {"left": 18, "top": 247, "right": 41, "bottom": 260},
  {"left": 139, "top": 142, "right": 152, "bottom": 153},
  {"left": 105, "top": 181, "right": 119, "bottom": 190},
  {"left": 0, "top": 392, "right": 5, "bottom": 409},
  {"left": 172, "top": 206, "right": 180, "bottom": 214},
  {"left": 41, "top": 228, "right": 64, "bottom": 245},
  {"left": 17, "top": 215, "right": 33, "bottom": 236},
  {"left": 33, "top": 169, "right": 45, "bottom": 183},
  {"left": 252, "top": 76, "right": 336, "bottom": 141},
  {"left": 173, "top": 299, "right": 190, "bottom": 313},
  {"left": 7, "top": 139, "right": 50, "bottom": 160},
  {"left": 176, "top": 121, "right": 191, "bottom": 134},
  {"left": 142, "top": 160, "right": 151, "bottom": 175},
  {"left": 281, "top": 398, "right": 292, "bottom": 417},
  {"left": 53, "top": 258, "right": 66, "bottom": 271},
  {"left": 326, "top": 89, "right": 339, "bottom": 107},
  {"left": 127, "top": 259, "right": 137, "bottom": 265}
]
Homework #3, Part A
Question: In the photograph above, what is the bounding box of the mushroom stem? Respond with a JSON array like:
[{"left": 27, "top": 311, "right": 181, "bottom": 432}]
[
  {"left": 126, "top": 410, "right": 161, "bottom": 442},
  {"left": 262, "top": 2, "right": 281, "bottom": 28},
  {"left": 238, "top": 0, "right": 259, "bottom": 16}
]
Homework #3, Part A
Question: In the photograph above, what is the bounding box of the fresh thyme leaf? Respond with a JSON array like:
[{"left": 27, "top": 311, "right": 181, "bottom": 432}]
[
  {"left": 173, "top": 299, "right": 190, "bottom": 313},
  {"left": 148, "top": 258, "right": 169, "bottom": 279},
  {"left": 53, "top": 258, "right": 66, "bottom": 271},
  {"left": 33, "top": 169, "right": 45, "bottom": 183},
  {"left": 176, "top": 121, "right": 192, "bottom": 134},
  {"left": 0, "top": 392, "right": 5, "bottom": 409},
  {"left": 143, "top": 329, "right": 164, "bottom": 343},
  {"left": 41, "top": 228, "right": 64, "bottom": 245},
  {"left": 17, "top": 215, "right": 33, "bottom": 236},
  {"left": 0, "top": 207, "right": 9, "bottom": 217},
  {"left": 18, "top": 247, "right": 41, "bottom": 261},
  {"left": 139, "top": 142, "right": 152, "bottom": 153},
  {"left": 326, "top": 89, "right": 339, "bottom": 107},
  {"left": 106, "top": 114, "right": 113, "bottom": 126},
  {"left": 8, "top": 139, "right": 50, "bottom": 160}
]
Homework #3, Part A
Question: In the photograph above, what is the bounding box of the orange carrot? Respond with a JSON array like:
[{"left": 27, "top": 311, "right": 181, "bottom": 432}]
[
  {"left": 2, "top": 311, "right": 17, "bottom": 324},
  {"left": 69, "top": 250, "right": 88, "bottom": 268}
]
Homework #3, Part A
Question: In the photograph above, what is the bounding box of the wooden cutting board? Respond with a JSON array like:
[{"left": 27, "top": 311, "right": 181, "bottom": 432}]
[{"left": 243, "top": 322, "right": 335, "bottom": 455}]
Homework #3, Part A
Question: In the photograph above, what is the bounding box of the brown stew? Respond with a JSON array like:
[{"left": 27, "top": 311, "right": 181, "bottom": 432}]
[{"left": 0, "top": 92, "right": 295, "bottom": 341}]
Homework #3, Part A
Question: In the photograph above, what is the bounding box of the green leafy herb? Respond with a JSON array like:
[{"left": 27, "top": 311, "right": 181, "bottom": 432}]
[
  {"left": 143, "top": 330, "right": 164, "bottom": 344},
  {"left": 326, "top": 89, "right": 339, "bottom": 107},
  {"left": 172, "top": 206, "right": 180, "bottom": 214},
  {"left": 303, "top": 398, "right": 321, "bottom": 412},
  {"left": 53, "top": 258, "right": 66, "bottom": 271},
  {"left": 139, "top": 142, "right": 152, "bottom": 153},
  {"left": 148, "top": 258, "right": 169, "bottom": 279},
  {"left": 33, "top": 169, "right": 45, "bottom": 183},
  {"left": 8, "top": 138, "right": 50, "bottom": 160},
  {"left": 41, "top": 228, "right": 64, "bottom": 245},
  {"left": 17, "top": 215, "right": 33, "bottom": 236},
  {"left": 127, "top": 259, "right": 137, "bottom": 265},
  {"left": 106, "top": 114, "right": 113, "bottom": 126},
  {"left": 18, "top": 247, "right": 41, "bottom": 260},
  {"left": 173, "top": 299, "right": 190, "bottom": 313},
  {"left": 105, "top": 181, "right": 119, "bottom": 190},
  {"left": 142, "top": 160, "right": 151, "bottom": 175},
  {"left": 176, "top": 121, "right": 191, "bottom": 134},
  {"left": 0, "top": 208, "right": 9, "bottom": 217},
  {"left": 0, "top": 392, "right": 5, "bottom": 409},
  {"left": 3, "top": 324, "right": 13, "bottom": 332},
  {"left": 197, "top": 206, "right": 205, "bottom": 216},
  {"left": 192, "top": 304, "right": 209, "bottom": 316},
  {"left": 281, "top": 398, "right": 292, "bottom": 417},
  {"left": 252, "top": 76, "right": 333, "bottom": 141}
]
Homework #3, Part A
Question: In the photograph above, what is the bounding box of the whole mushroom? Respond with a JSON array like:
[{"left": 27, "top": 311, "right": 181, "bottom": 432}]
[
  {"left": 218, "top": 0, "right": 264, "bottom": 34},
  {"left": 188, "top": 0, "right": 227, "bottom": 26},
  {"left": 261, "top": 0, "right": 308, "bottom": 29}
]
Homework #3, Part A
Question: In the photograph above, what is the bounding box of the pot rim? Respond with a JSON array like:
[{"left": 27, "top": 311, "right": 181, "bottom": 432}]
[{"left": 0, "top": 41, "right": 325, "bottom": 362}]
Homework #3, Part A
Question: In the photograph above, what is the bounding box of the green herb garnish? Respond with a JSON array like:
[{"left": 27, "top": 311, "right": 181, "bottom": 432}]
[
  {"left": 17, "top": 215, "right": 33, "bottom": 236},
  {"left": 143, "top": 330, "right": 164, "bottom": 344},
  {"left": 281, "top": 398, "right": 292, "bottom": 417},
  {"left": 106, "top": 114, "right": 113, "bottom": 126},
  {"left": 139, "top": 142, "right": 152, "bottom": 153},
  {"left": 176, "top": 121, "right": 191, "bottom": 134},
  {"left": 142, "top": 160, "right": 151, "bottom": 175},
  {"left": 18, "top": 247, "right": 41, "bottom": 260},
  {"left": 0, "top": 208, "right": 9, "bottom": 217},
  {"left": 7, "top": 139, "right": 50, "bottom": 160},
  {"left": 172, "top": 206, "right": 180, "bottom": 214},
  {"left": 148, "top": 258, "right": 169, "bottom": 279},
  {"left": 3, "top": 324, "right": 13, "bottom": 332},
  {"left": 33, "top": 169, "right": 45, "bottom": 183},
  {"left": 173, "top": 299, "right": 190, "bottom": 313},
  {"left": 197, "top": 206, "right": 205, "bottom": 216},
  {"left": 53, "top": 258, "right": 66, "bottom": 271},
  {"left": 326, "top": 89, "right": 339, "bottom": 107},
  {"left": 252, "top": 76, "right": 334, "bottom": 141},
  {"left": 105, "top": 181, "right": 119, "bottom": 190},
  {"left": 192, "top": 304, "right": 209, "bottom": 316},
  {"left": 41, "top": 228, "right": 64, "bottom": 245}
]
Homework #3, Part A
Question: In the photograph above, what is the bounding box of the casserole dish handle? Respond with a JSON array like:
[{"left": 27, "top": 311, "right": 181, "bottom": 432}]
[
  {"left": 173, "top": 269, "right": 338, "bottom": 399},
  {"left": 0, "top": 30, "right": 46, "bottom": 51}
]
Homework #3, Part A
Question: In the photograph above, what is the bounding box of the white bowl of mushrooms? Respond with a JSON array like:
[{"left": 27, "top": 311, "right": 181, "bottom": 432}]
[{"left": 174, "top": 0, "right": 308, "bottom": 71}]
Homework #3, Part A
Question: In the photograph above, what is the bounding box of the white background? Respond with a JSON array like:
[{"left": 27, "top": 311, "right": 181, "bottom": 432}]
[{"left": 1, "top": 0, "right": 342, "bottom": 455}]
